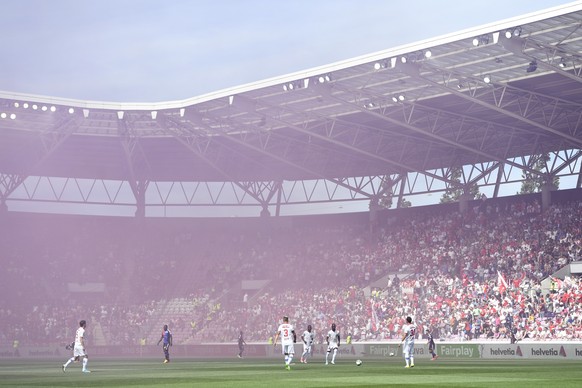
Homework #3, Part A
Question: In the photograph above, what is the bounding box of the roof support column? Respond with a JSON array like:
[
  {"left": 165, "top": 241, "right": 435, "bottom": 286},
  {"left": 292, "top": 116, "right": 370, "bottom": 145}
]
[
  {"left": 260, "top": 204, "right": 270, "bottom": 217},
  {"left": 0, "top": 198, "right": 7, "bottom": 216},
  {"left": 132, "top": 180, "right": 149, "bottom": 218},
  {"left": 541, "top": 179, "right": 556, "bottom": 211},
  {"left": 275, "top": 182, "right": 283, "bottom": 217},
  {"left": 0, "top": 173, "right": 26, "bottom": 214},
  {"left": 459, "top": 187, "right": 473, "bottom": 213}
]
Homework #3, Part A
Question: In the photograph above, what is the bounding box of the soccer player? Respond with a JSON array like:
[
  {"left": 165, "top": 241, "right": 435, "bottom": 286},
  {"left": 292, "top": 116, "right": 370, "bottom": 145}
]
[
  {"left": 398, "top": 316, "right": 416, "bottom": 368},
  {"left": 273, "top": 316, "right": 296, "bottom": 370},
  {"left": 300, "top": 324, "right": 315, "bottom": 363},
  {"left": 157, "top": 324, "right": 173, "bottom": 363},
  {"left": 237, "top": 330, "right": 247, "bottom": 358},
  {"left": 62, "top": 320, "right": 90, "bottom": 373},
  {"left": 426, "top": 328, "right": 438, "bottom": 361},
  {"left": 325, "top": 323, "right": 340, "bottom": 365}
]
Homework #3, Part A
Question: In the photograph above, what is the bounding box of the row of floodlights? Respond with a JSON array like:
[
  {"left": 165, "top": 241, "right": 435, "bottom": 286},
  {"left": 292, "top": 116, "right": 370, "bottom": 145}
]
[
  {"left": 373, "top": 50, "right": 432, "bottom": 71},
  {"left": 0, "top": 112, "right": 16, "bottom": 119},
  {"left": 365, "top": 94, "right": 405, "bottom": 109},
  {"left": 471, "top": 27, "right": 522, "bottom": 47},
  {"left": 12, "top": 101, "right": 77, "bottom": 115},
  {"left": 14, "top": 102, "right": 58, "bottom": 112},
  {"left": 282, "top": 73, "right": 332, "bottom": 91}
]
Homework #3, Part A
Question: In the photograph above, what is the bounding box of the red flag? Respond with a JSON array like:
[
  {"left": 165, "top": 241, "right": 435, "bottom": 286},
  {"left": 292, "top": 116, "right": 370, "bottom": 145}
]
[{"left": 498, "top": 271, "right": 508, "bottom": 294}]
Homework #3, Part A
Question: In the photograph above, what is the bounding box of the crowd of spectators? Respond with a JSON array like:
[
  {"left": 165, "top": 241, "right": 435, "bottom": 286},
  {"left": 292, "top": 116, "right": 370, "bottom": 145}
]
[{"left": 0, "top": 194, "right": 581, "bottom": 347}]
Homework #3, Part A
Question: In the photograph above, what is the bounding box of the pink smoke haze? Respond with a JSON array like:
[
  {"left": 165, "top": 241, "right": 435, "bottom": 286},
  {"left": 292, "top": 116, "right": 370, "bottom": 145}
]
[{"left": 1, "top": 192, "right": 581, "bottom": 351}]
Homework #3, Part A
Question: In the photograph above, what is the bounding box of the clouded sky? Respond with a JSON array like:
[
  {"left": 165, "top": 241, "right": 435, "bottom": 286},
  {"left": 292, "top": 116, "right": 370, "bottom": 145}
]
[{"left": 0, "top": 0, "right": 574, "bottom": 103}]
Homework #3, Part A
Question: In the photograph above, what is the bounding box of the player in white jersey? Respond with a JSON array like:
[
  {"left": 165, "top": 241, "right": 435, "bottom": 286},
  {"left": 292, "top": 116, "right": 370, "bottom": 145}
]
[
  {"left": 325, "top": 323, "right": 340, "bottom": 365},
  {"left": 300, "top": 324, "right": 315, "bottom": 363},
  {"left": 273, "top": 316, "right": 296, "bottom": 370},
  {"left": 398, "top": 316, "right": 416, "bottom": 368},
  {"left": 62, "top": 320, "right": 90, "bottom": 373}
]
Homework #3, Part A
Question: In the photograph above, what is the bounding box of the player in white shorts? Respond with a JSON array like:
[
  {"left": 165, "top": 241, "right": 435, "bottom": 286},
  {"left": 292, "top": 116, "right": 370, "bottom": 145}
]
[
  {"left": 62, "top": 320, "right": 90, "bottom": 373},
  {"left": 398, "top": 316, "right": 416, "bottom": 368},
  {"left": 300, "top": 324, "right": 315, "bottom": 363},
  {"left": 325, "top": 323, "right": 340, "bottom": 365},
  {"left": 274, "top": 316, "right": 296, "bottom": 370}
]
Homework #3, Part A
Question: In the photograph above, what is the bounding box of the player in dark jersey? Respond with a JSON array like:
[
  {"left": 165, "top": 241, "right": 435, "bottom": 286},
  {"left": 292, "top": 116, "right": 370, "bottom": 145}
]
[
  {"left": 237, "top": 330, "right": 247, "bottom": 358},
  {"left": 426, "top": 328, "right": 438, "bottom": 360},
  {"left": 157, "top": 324, "right": 173, "bottom": 363}
]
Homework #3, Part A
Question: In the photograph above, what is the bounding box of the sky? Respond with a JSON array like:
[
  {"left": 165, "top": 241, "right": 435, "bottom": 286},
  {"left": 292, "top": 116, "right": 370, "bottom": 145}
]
[{"left": 0, "top": 0, "right": 576, "bottom": 103}]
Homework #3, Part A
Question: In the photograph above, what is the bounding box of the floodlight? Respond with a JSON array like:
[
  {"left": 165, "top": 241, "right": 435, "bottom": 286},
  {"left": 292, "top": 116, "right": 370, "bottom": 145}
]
[
  {"left": 317, "top": 74, "right": 331, "bottom": 83},
  {"left": 504, "top": 26, "right": 522, "bottom": 39}
]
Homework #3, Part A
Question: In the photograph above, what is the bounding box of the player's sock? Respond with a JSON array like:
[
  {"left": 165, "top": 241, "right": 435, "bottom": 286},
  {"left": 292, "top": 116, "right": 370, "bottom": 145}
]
[
  {"left": 64, "top": 358, "right": 74, "bottom": 368},
  {"left": 405, "top": 356, "right": 410, "bottom": 367},
  {"left": 332, "top": 349, "right": 337, "bottom": 363},
  {"left": 82, "top": 357, "right": 88, "bottom": 370},
  {"left": 410, "top": 356, "right": 415, "bottom": 367},
  {"left": 288, "top": 354, "right": 293, "bottom": 364},
  {"left": 284, "top": 355, "right": 289, "bottom": 365}
]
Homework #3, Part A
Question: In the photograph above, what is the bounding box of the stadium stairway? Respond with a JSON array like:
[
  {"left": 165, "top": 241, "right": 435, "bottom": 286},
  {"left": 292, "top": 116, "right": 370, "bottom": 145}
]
[{"left": 92, "top": 322, "right": 107, "bottom": 346}]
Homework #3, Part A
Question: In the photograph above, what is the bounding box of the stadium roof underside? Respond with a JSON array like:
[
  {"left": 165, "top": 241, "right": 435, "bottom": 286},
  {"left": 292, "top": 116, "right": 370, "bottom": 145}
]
[{"left": 1, "top": 2, "right": 582, "bottom": 215}]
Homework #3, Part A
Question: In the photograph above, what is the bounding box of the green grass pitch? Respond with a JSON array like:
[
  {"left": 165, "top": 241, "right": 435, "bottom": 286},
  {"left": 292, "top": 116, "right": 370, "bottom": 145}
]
[{"left": 1, "top": 358, "right": 581, "bottom": 387}]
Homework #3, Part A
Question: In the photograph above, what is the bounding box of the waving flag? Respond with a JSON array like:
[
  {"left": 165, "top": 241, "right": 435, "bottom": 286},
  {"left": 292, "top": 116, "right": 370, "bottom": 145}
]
[
  {"left": 498, "top": 271, "right": 508, "bottom": 294},
  {"left": 371, "top": 306, "right": 379, "bottom": 332}
]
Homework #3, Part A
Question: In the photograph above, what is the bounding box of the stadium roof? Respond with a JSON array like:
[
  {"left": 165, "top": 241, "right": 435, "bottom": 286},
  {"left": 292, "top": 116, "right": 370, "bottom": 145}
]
[{"left": 1, "top": 2, "right": 582, "bottom": 213}]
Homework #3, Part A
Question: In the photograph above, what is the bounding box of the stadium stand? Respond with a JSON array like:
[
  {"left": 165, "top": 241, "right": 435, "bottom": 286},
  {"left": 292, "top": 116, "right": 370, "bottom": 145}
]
[{"left": 0, "top": 194, "right": 581, "bottom": 346}]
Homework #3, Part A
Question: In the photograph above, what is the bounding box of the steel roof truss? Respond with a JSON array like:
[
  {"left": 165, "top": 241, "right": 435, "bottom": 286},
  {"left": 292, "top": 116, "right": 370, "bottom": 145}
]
[{"left": 415, "top": 63, "right": 582, "bottom": 148}]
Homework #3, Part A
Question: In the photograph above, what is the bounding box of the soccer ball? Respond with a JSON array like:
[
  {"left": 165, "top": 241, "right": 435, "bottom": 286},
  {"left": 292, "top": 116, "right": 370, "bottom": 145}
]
[
  {"left": 356, "top": 359, "right": 363, "bottom": 366},
  {"left": 389, "top": 352, "right": 395, "bottom": 357}
]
